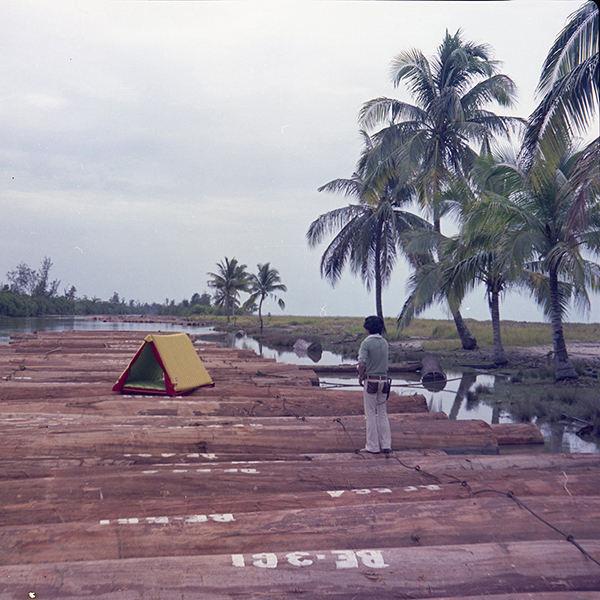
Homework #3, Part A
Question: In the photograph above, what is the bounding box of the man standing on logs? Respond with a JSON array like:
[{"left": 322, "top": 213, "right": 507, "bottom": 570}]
[{"left": 357, "top": 316, "right": 392, "bottom": 454}]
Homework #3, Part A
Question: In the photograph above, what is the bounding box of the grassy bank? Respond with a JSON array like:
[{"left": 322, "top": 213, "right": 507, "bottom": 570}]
[
  {"left": 471, "top": 374, "right": 600, "bottom": 439},
  {"left": 196, "top": 314, "right": 599, "bottom": 361}
]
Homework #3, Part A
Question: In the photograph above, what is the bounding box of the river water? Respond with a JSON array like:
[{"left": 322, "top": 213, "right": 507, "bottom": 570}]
[{"left": 1, "top": 315, "right": 597, "bottom": 454}]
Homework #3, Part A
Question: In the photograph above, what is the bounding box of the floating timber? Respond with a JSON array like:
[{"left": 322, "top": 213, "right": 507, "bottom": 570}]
[{"left": 0, "top": 328, "right": 598, "bottom": 599}]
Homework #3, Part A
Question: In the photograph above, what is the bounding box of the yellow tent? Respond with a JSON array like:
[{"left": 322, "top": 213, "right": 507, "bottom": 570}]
[{"left": 112, "top": 333, "right": 213, "bottom": 396}]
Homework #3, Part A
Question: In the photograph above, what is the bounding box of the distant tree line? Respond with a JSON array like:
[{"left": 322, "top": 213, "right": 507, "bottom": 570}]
[
  {"left": 0, "top": 257, "right": 217, "bottom": 318},
  {"left": 1, "top": 256, "right": 287, "bottom": 324}
]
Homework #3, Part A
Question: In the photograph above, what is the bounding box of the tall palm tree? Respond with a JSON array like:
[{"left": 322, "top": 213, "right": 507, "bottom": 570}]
[
  {"left": 307, "top": 134, "right": 430, "bottom": 320},
  {"left": 523, "top": 1, "right": 598, "bottom": 161},
  {"left": 207, "top": 257, "right": 250, "bottom": 323},
  {"left": 245, "top": 263, "right": 287, "bottom": 334},
  {"left": 360, "top": 29, "right": 522, "bottom": 232},
  {"left": 360, "top": 30, "right": 522, "bottom": 349}
]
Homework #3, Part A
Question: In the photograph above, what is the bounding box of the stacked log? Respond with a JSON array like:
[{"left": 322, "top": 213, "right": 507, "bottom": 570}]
[{"left": 0, "top": 329, "right": 597, "bottom": 600}]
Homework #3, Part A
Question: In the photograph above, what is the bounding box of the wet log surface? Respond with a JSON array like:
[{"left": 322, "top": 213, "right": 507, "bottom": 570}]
[
  {"left": 421, "top": 354, "right": 447, "bottom": 383},
  {"left": 1, "top": 329, "right": 598, "bottom": 598}
]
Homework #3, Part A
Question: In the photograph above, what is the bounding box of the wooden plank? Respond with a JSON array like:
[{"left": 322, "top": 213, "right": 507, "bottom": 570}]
[
  {"left": 1, "top": 496, "right": 598, "bottom": 565},
  {"left": 1, "top": 541, "right": 598, "bottom": 599}
]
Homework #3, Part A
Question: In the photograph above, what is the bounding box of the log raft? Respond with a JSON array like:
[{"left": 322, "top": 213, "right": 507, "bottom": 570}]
[{"left": 0, "top": 329, "right": 597, "bottom": 599}]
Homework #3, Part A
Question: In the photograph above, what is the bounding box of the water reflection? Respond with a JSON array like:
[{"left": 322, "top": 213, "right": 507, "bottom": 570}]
[
  {"left": 227, "top": 332, "right": 355, "bottom": 367},
  {"left": 0, "top": 315, "right": 204, "bottom": 344},
  {"left": 448, "top": 372, "right": 477, "bottom": 420}
]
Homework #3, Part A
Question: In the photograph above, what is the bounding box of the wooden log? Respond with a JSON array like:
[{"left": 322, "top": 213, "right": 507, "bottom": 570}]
[
  {"left": 0, "top": 496, "right": 598, "bottom": 565},
  {"left": 2, "top": 447, "right": 598, "bottom": 477},
  {"left": 292, "top": 339, "right": 322, "bottom": 354},
  {"left": 3, "top": 470, "right": 599, "bottom": 527},
  {"left": 3, "top": 449, "right": 599, "bottom": 486},
  {"left": 491, "top": 423, "right": 545, "bottom": 445},
  {"left": 0, "top": 414, "right": 499, "bottom": 456},
  {"left": 0, "top": 541, "right": 598, "bottom": 599},
  {"left": 0, "top": 389, "right": 429, "bottom": 417},
  {"left": 1, "top": 541, "right": 598, "bottom": 599},
  {"left": 421, "top": 354, "right": 446, "bottom": 383},
  {"left": 0, "top": 411, "right": 445, "bottom": 432}
]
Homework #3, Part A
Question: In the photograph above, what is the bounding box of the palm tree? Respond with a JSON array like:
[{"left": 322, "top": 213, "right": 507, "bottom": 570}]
[
  {"left": 307, "top": 134, "right": 430, "bottom": 320},
  {"left": 207, "top": 257, "right": 250, "bottom": 323},
  {"left": 524, "top": 137, "right": 599, "bottom": 379},
  {"left": 360, "top": 30, "right": 522, "bottom": 349},
  {"left": 489, "top": 135, "right": 600, "bottom": 380},
  {"left": 245, "top": 263, "right": 287, "bottom": 334},
  {"left": 447, "top": 153, "right": 533, "bottom": 366},
  {"left": 523, "top": 1, "right": 598, "bottom": 161},
  {"left": 360, "top": 29, "right": 522, "bottom": 232}
]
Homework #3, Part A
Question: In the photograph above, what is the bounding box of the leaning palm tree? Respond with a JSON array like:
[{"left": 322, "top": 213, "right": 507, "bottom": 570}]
[
  {"left": 360, "top": 30, "right": 522, "bottom": 349},
  {"left": 244, "top": 263, "right": 287, "bottom": 334},
  {"left": 399, "top": 224, "right": 516, "bottom": 364},
  {"left": 522, "top": 1, "right": 598, "bottom": 162},
  {"left": 207, "top": 257, "right": 250, "bottom": 323},
  {"left": 307, "top": 134, "right": 430, "bottom": 320},
  {"left": 448, "top": 153, "right": 531, "bottom": 366}
]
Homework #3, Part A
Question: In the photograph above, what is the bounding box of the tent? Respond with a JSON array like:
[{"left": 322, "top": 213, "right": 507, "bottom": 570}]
[{"left": 112, "top": 333, "right": 214, "bottom": 396}]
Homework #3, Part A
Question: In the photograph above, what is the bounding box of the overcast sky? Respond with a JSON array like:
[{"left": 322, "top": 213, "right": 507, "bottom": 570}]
[{"left": 1, "top": 0, "right": 597, "bottom": 322}]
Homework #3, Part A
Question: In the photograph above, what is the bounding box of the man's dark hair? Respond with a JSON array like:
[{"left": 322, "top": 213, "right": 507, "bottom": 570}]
[{"left": 363, "top": 315, "right": 384, "bottom": 335}]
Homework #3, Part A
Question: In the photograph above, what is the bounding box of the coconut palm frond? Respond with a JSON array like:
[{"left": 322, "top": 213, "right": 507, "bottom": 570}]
[{"left": 523, "top": 1, "right": 599, "bottom": 161}]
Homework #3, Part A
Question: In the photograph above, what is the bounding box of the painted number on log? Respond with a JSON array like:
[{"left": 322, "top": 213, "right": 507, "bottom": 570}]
[
  {"left": 99, "top": 513, "right": 235, "bottom": 525},
  {"left": 231, "top": 550, "right": 389, "bottom": 570}
]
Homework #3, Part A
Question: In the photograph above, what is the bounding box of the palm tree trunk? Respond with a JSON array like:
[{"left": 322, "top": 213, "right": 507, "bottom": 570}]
[
  {"left": 375, "top": 275, "right": 384, "bottom": 321},
  {"left": 451, "top": 307, "right": 477, "bottom": 350},
  {"left": 375, "top": 235, "right": 384, "bottom": 320},
  {"left": 258, "top": 297, "right": 264, "bottom": 335},
  {"left": 489, "top": 289, "right": 507, "bottom": 366},
  {"left": 549, "top": 269, "right": 578, "bottom": 380}
]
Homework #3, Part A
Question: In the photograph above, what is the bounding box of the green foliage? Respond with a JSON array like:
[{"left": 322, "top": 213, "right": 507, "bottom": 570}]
[
  {"left": 308, "top": 132, "right": 429, "bottom": 320},
  {"left": 207, "top": 257, "right": 251, "bottom": 323},
  {"left": 1, "top": 255, "right": 225, "bottom": 318},
  {"left": 523, "top": 1, "right": 599, "bottom": 159},
  {"left": 498, "top": 380, "right": 600, "bottom": 432}
]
